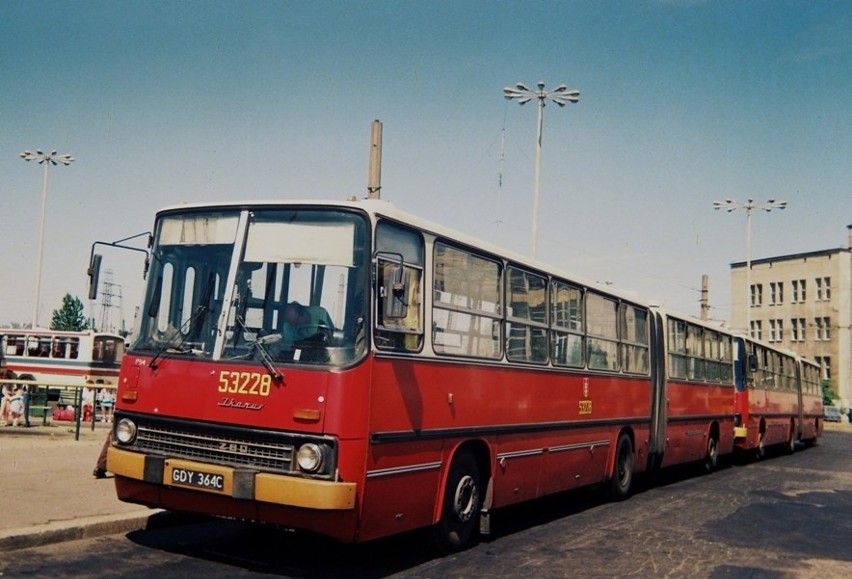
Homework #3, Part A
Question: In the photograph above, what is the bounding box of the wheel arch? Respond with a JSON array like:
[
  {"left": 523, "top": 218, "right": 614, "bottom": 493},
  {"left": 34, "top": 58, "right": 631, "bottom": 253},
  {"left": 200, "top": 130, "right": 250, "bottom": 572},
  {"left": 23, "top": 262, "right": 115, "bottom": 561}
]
[
  {"left": 607, "top": 427, "right": 636, "bottom": 480},
  {"left": 433, "top": 439, "right": 492, "bottom": 524}
]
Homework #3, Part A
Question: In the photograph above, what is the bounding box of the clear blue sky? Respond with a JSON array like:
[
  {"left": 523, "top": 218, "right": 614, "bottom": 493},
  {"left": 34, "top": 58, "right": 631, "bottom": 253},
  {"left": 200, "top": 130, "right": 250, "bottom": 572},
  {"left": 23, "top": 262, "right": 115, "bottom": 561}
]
[{"left": 1, "top": 0, "right": 849, "bottom": 330}]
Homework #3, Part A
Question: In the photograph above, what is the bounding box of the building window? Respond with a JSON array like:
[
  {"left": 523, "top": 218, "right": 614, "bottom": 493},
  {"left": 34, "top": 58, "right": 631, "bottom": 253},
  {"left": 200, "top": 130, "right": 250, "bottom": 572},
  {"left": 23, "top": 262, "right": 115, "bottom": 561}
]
[
  {"left": 750, "top": 320, "right": 762, "bottom": 340},
  {"left": 769, "top": 282, "right": 784, "bottom": 305},
  {"left": 790, "top": 318, "right": 806, "bottom": 342},
  {"left": 815, "top": 277, "right": 830, "bottom": 301},
  {"left": 769, "top": 319, "right": 784, "bottom": 342},
  {"left": 814, "top": 317, "right": 832, "bottom": 341},
  {"left": 816, "top": 356, "right": 832, "bottom": 381},
  {"left": 791, "top": 279, "right": 806, "bottom": 303},
  {"left": 750, "top": 283, "right": 763, "bottom": 307}
]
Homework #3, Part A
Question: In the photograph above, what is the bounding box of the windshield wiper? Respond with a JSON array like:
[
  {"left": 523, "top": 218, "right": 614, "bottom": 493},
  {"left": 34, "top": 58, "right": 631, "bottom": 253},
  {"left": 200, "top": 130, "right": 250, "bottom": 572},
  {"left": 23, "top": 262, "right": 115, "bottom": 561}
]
[
  {"left": 235, "top": 315, "right": 284, "bottom": 384},
  {"left": 150, "top": 300, "right": 213, "bottom": 369},
  {"left": 191, "top": 273, "right": 216, "bottom": 341}
]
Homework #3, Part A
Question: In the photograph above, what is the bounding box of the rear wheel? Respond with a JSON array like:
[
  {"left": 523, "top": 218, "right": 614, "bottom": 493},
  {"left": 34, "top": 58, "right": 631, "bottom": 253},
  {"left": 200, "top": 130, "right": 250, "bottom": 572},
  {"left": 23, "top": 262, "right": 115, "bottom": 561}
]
[
  {"left": 608, "top": 433, "right": 634, "bottom": 500},
  {"left": 704, "top": 434, "right": 719, "bottom": 472},
  {"left": 756, "top": 428, "right": 766, "bottom": 460},
  {"left": 786, "top": 422, "right": 797, "bottom": 455},
  {"left": 433, "top": 451, "right": 482, "bottom": 553}
]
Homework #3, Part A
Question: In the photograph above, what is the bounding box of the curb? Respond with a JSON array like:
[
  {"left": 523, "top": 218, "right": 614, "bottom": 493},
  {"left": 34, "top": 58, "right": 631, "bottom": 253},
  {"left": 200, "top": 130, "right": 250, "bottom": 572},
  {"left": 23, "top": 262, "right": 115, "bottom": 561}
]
[{"left": 0, "top": 509, "right": 162, "bottom": 552}]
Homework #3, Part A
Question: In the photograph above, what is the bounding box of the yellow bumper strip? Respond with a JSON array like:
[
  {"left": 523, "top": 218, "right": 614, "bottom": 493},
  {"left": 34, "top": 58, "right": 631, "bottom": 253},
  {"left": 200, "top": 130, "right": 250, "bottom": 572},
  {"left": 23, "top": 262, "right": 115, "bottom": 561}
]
[{"left": 107, "top": 447, "right": 356, "bottom": 510}]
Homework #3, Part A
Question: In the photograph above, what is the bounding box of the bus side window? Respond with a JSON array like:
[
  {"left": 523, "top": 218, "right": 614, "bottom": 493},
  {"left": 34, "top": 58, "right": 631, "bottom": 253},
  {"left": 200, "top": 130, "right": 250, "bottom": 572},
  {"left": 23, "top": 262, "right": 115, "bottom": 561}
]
[
  {"left": 104, "top": 341, "right": 116, "bottom": 363},
  {"left": 375, "top": 220, "right": 424, "bottom": 352}
]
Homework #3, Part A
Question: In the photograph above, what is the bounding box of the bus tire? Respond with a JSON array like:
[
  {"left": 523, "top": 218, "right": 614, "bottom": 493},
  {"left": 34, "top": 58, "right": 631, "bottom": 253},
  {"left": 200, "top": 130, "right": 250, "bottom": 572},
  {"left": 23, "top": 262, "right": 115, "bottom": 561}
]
[
  {"left": 786, "top": 422, "right": 796, "bottom": 455},
  {"left": 433, "top": 451, "right": 482, "bottom": 554},
  {"left": 608, "top": 433, "right": 634, "bottom": 501},
  {"left": 756, "top": 430, "right": 766, "bottom": 460},
  {"left": 704, "top": 433, "right": 719, "bottom": 473}
]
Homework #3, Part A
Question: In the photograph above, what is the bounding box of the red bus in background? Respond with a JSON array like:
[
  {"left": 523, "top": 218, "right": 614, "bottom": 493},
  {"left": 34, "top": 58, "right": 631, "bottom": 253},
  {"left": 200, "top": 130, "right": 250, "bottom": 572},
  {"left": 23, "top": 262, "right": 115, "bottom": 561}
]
[
  {"left": 95, "top": 199, "right": 819, "bottom": 551},
  {"left": 653, "top": 311, "right": 737, "bottom": 471},
  {"left": 733, "top": 337, "right": 823, "bottom": 457}
]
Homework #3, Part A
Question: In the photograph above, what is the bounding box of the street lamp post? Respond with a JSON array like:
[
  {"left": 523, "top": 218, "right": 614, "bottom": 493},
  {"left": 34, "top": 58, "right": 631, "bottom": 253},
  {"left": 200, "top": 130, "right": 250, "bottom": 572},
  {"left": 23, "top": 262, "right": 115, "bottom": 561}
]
[
  {"left": 504, "top": 81, "right": 579, "bottom": 259},
  {"left": 713, "top": 197, "right": 787, "bottom": 335},
  {"left": 20, "top": 149, "right": 74, "bottom": 328}
]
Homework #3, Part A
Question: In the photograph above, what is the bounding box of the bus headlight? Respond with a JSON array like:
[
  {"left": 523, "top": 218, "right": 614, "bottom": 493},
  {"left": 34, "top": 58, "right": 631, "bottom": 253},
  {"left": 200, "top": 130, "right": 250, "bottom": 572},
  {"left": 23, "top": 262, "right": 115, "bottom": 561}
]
[
  {"left": 296, "top": 443, "right": 325, "bottom": 473},
  {"left": 115, "top": 418, "right": 137, "bottom": 444}
]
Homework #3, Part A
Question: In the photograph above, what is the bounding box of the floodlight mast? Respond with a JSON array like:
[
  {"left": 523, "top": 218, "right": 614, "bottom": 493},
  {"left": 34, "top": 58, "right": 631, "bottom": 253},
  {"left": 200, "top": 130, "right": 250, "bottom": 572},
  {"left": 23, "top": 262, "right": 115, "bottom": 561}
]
[
  {"left": 504, "top": 82, "right": 580, "bottom": 258},
  {"left": 713, "top": 197, "right": 787, "bottom": 334},
  {"left": 20, "top": 149, "right": 75, "bottom": 327}
]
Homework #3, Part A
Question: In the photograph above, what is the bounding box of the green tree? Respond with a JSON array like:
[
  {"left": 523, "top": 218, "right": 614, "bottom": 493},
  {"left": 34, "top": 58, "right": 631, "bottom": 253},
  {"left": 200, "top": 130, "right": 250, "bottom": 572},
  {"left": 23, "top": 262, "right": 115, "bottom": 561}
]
[
  {"left": 821, "top": 379, "right": 838, "bottom": 406},
  {"left": 50, "top": 294, "right": 90, "bottom": 331}
]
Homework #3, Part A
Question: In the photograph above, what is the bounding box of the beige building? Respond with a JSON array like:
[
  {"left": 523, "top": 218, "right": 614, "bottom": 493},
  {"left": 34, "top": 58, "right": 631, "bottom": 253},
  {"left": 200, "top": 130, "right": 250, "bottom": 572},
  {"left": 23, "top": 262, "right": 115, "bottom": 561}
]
[{"left": 729, "top": 226, "right": 852, "bottom": 406}]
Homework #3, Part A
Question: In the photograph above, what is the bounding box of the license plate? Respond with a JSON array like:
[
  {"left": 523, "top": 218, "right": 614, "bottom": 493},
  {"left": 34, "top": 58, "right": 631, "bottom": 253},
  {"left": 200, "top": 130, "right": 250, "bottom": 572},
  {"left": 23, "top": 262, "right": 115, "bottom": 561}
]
[{"left": 169, "top": 467, "right": 225, "bottom": 492}]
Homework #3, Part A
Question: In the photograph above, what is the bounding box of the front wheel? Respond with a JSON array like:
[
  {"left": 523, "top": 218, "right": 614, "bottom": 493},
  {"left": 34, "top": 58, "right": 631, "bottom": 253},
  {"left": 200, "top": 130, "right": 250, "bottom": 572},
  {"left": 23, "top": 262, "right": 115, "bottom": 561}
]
[
  {"left": 608, "top": 433, "right": 634, "bottom": 500},
  {"left": 433, "top": 451, "right": 482, "bottom": 553}
]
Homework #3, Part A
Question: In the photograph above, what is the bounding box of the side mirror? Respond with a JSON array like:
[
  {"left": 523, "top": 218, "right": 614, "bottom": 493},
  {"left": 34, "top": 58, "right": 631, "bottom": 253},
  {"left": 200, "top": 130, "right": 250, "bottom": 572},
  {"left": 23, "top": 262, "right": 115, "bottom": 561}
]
[
  {"left": 747, "top": 353, "right": 758, "bottom": 373},
  {"left": 87, "top": 254, "right": 103, "bottom": 300}
]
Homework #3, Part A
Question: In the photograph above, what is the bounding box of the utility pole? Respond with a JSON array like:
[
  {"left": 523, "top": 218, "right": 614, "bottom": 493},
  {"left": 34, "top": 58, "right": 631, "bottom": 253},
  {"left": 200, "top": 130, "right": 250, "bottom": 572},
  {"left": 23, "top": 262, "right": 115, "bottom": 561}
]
[
  {"left": 367, "top": 120, "right": 382, "bottom": 199},
  {"left": 700, "top": 274, "right": 710, "bottom": 321}
]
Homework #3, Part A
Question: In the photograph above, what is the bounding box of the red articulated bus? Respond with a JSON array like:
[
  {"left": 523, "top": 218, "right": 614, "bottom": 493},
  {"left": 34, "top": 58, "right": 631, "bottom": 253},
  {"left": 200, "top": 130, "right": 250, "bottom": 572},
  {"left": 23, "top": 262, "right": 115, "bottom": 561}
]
[
  {"left": 652, "top": 311, "right": 737, "bottom": 471},
  {"left": 94, "top": 199, "right": 818, "bottom": 551},
  {"left": 733, "top": 337, "right": 823, "bottom": 457}
]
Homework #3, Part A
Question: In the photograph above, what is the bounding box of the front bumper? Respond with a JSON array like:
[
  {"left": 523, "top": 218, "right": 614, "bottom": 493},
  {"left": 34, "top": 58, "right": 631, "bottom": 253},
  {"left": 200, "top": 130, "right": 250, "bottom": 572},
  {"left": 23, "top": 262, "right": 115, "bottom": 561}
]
[{"left": 107, "top": 447, "right": 356, "bottom": 510}]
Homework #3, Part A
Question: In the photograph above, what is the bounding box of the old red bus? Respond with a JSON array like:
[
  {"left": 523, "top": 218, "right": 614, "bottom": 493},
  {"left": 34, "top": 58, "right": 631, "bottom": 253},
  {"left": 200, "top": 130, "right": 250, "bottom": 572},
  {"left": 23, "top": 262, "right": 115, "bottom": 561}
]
[
  {"left": 733, "top": 337, "right": 823, "bottom": 456},
  {"left": 98, "top": 199, "right": 797, "bottom": 551}
]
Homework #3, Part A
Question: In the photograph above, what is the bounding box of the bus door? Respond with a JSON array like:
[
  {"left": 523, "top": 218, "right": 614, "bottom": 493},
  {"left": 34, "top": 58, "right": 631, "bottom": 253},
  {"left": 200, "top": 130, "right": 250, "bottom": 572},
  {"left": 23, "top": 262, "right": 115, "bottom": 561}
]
[
  {"left": 795, "top": 361, "right": 804, "bottom": 438},
  {"left": 647, "top": 310, "right": 666, "bottom": 470},
  {"left": 733, "top": 337, "right": 750, "bottom": 438}
]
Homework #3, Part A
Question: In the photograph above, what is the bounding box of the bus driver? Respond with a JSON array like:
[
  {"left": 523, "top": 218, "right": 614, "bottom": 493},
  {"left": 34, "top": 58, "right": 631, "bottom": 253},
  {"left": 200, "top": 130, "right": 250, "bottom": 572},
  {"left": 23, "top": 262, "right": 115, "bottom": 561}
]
[{"left": 282, "top": 302, "right": 334, "bottom": 344}]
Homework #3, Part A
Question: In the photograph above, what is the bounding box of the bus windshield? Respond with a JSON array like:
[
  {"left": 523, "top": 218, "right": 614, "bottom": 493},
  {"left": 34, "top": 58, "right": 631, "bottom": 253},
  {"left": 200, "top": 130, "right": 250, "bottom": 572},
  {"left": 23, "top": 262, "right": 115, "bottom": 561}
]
[{"left": 133, "top": 207, "right": 370, "bottom": 368}]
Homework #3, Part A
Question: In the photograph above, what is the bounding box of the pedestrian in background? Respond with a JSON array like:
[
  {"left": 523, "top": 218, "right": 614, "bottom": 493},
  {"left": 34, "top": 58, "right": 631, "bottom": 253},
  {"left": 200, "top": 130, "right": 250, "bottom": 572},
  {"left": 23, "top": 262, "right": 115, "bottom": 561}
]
[
  {"left": 0, "top": 381, "right": 12, "bottom": 426},
  {"left": 8, "top": 386, "right": 24, "bottom": 427},
  {"left": 98, "top": 387, "right": 114, "bottom": 423}
]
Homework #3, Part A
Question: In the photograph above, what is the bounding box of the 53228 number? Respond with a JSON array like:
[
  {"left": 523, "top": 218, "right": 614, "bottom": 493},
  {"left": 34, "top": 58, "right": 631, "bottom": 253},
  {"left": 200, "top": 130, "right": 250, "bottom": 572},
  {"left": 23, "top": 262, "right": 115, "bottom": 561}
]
[{"left": 218, "top": 371, "right": 272, "bottom": 397}]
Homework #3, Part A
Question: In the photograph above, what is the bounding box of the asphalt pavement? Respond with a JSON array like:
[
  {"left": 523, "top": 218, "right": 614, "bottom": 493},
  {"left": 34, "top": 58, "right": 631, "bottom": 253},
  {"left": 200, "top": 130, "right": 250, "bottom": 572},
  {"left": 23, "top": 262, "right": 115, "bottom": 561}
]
[
  {"left": 1, "top": 414, "right": 850, "bottom": 554},
  {"left": 0, "top": 419, "right": 160, "bottom": 552}
]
